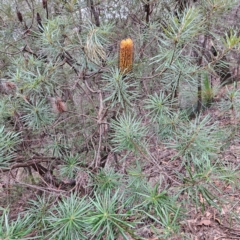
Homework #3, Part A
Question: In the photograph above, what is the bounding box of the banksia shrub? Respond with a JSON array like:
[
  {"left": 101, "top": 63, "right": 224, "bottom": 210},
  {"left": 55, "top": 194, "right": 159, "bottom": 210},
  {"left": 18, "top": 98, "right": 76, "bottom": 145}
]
[{"left": 119, "top": 38, "right": 133, "bottom": 74}]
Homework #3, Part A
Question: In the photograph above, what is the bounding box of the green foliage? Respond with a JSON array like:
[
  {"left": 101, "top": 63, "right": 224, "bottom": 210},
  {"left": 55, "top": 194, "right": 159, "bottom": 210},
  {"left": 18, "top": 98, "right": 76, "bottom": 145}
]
[
  {"left": 46, "top": 134, "right": 70, "bottom": 157},
  {"left": 46, "top": 194, "right": 90, "bottom": 240},
  {"left": 85, "top": 22, "right": 113, "bottom": 65},
  {"left": 126, "top": 160, "right": 146, "bottom": 189},
  {"left": 102, "top": 68, "right": 138, "bottom": 108},
  {"left": 151, "top": 7, "right": 203, "bottom": 71},
  {"left": 218, "top": 83, "right": 240, "bottom": 117},
  {"left": 222, "top": 28, "right": 240, "bottom": 49},
  {"left": 87, "top": 190, "right": 136, "bottom": 240},
  {"left": 124, "top": 161, "right": 148, "bottom": 207},
  {"left": 136, "top": 183, "right": 176, "bottom": 214},
  {"left": 111, "top": 113, "right": 146, "bottom": 153},
  {"left": 20, "top": 96, "right": 54, "bottom": 130},
  {"left": 151, "top": 206, "right": 181, "bottom": 238},
  {"left": 168, "top": 114, "right": 221, "bottom": 159},
  {"left": 176, "top": 155, "right": 222, "bottom": 209},
  {"left": 0, "top": 0, "right": 239, "bottom": 239},
  {"left": 0, "top": 126, "right": 21, "bottom": 168},
  {"left": 27, "top": 194, "right": 53, "bottom": 236},
  {"left": 91, "top": 167, "right": 123, "bottom": 192},
  {"left": 59, "top": 153, "right": 82, "bottom": 179},
  {"left": 0, "top": 207, "right": 33, "bottom": 239},
  {"left": 145, "top": 91, "right": 175, "bottom": 121},
  {"left": 162, "top": 7, "right": 203, "bottom": 44},
  {"left": 38, "top": 17, "right": 68, "bottom": 57},
  {"left": 202, "top": 74, "right": 215, "bottom": 106}
]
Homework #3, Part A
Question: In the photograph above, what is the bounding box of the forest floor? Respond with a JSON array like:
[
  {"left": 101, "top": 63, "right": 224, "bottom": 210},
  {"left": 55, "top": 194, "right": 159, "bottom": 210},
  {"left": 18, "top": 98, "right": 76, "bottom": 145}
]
[
  {"left": 1, "top": 2, "right": 240, "bottom": 239},
  {"left": 1, "top": 83, "right": 240, "bottom": 240}
]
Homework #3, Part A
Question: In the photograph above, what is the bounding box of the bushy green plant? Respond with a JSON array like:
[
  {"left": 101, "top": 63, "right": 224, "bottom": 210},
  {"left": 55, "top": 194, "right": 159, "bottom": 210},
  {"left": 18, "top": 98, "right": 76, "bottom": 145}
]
[
  {"left": 0, "top": 126, "right": 21, "bottom": 168},
  {"left": 59, "top": 153, "right": 83, "bottom": 179},
  {"left": 102, "top": 68, "right": 138, "bottom": 109},
  {"left": 218, "top": 83, "right": 240, "bottom": 118},
  {"left": 168, "top": 114, "right": 221, "bottom": 160},
  {"left": 111, "top": 113, "right": 147, "bottom": 153},
  {"left": 45, "top": 193, "right": 90, "bottom": 240},
  {"left": 0, "top": 207, "right": 33, "bottom": 239},
  {"left": 87, "top": 190, "right": 137, "bottom": 240},
  {"left": 26, "top": 194, "right": 53, "bottom": 237},
  {"left": 202, "top": 74, "right": 216, "bottom": 106},
  {"left": 90, "top": 167, "right": 124, "bottom": 192},
  {"left": 0, "top": 0, "right": 240, "bottom": 239}
]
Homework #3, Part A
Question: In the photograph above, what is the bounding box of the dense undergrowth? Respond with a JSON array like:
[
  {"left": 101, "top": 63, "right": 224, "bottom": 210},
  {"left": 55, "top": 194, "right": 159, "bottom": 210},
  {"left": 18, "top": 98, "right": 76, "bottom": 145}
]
[{"left": 0, "top": 0, "right": 240, "bottom": 239}]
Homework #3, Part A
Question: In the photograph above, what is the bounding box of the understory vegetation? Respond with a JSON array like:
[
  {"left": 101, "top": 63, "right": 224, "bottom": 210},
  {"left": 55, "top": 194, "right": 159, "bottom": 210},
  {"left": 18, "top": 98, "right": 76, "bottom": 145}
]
[{"left": 0, "top": 0, "right": 240, "bottom": 239}]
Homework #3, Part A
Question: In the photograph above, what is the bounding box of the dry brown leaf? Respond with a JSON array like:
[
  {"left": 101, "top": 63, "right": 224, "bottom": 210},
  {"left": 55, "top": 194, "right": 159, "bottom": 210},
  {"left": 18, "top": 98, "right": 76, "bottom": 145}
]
[
  {"left": 197, "top": 219, "right": 212, "bottom": 226},
  {"left": 205, "top": 211, "right": 212, "bottom": 219},
  {"left": 50, "top": 97, "right": 67, "bottom": 113},
  {"left": 187, "top": 219, "right": 197, "bottom": 224},
  {"left": 214, "top": 217, "right": 221, "bottom": 225},
  {"left": 199, "top": 193, "right": 205, "bottom": 204},
  {"left": 5, "top": 82, "right": 16, "bottom": 89},
  {"left": 56, "top": 98, "right": 67, "bottom": 113}
]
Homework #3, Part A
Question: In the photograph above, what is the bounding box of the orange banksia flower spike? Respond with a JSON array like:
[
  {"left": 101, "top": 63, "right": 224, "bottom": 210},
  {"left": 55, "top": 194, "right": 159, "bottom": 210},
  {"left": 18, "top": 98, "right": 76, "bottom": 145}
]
[{"left": 119, "top": 38, "right": 133, "bottom": 74}]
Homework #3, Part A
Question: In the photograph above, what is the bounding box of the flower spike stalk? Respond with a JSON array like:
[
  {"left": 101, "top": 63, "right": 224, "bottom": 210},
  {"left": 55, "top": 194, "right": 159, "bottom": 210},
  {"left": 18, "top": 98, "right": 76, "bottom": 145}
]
[{"left": 119, "top": 38, "right": 133, "bottom": 74}]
